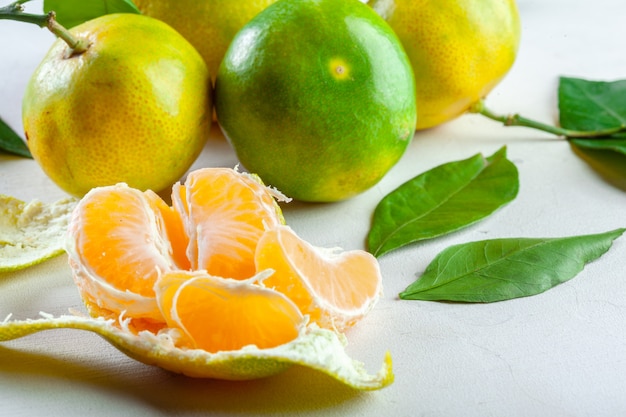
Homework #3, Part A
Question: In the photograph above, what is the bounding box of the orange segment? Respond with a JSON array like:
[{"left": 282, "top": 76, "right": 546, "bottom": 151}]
[
  {"left": 144, "top": 189, "right": 191, "bottom": 270},
  {"left": 172, "top": 168, "right": 287, "bottom": 279},
  {"left": 255, "top": 225, "right": 383, "bottom": 331},
  {"left": 155, "top": 270, "right": 305, "bottom": 352},
  {"left": 66, "top": 184, "right": 180, "bottom": 323}
]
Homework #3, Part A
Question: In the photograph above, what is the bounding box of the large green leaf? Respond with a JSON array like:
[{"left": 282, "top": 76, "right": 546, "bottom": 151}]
[
  {"left": 44, "top": 0, "right": 140, "bottom": 28},
  {"left": 0, "top": 117, "right": 31, "bottom": 158},
  {"left": 558, "top": 77, "right": 626, "bottom": 132},
  {"left": 559, "top": 77, "right": 626, "bottom": 187},
  {"left": 400, "top": 229, "right": 624, "bottom": 303},
  {"left": 367, "top": 147, "right": 518, "bottom": 257}
]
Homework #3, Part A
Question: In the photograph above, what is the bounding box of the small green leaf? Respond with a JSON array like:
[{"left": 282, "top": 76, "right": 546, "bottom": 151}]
[
  {"left": 367, "top": 147, "right": 518, "bottom": 257},
  {"left": 400, "top": 229, "right": 625, "bottom": 303},
  {"left": 44, "top": 0, "right": 140, "bottom": 28},
  {"left": 0, "top": 117, "right": 31, "bottom": 158},
  {"left": 558, "top": 77, "right": 626, "bottom": 132}
]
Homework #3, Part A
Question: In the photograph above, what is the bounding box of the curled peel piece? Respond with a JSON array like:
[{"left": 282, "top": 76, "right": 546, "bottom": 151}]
[
  {"left": 0, "top": 313, "right": 393, "bottom": 390},
  {"left": 0, "top": 195, "right": 77, "bottom": 272}
]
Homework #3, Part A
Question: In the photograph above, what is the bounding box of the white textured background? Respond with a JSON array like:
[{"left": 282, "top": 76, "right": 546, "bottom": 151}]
[{"left": 1, "top": 1, "right": 626, "bottom": 416}]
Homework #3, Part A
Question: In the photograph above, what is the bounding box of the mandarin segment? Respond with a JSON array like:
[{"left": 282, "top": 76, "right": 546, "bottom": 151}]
[
  {"left": 144, "top": 189, "right": 190, "bottom": 270},
  {"left": 155, "top": 270, "right": 305, "bottom": 353},
  {"left": 172, "top": 168, "right": 286, "bottom": 280},
  {"left": 255, "top": 225, "right": 383, "bottom": 331},
  {"left": 66, "top": 184, "right": 179, "bottom": 323}
]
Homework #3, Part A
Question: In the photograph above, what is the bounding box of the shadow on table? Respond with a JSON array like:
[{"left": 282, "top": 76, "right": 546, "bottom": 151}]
[{"left": 0, "top": 343, "right": 371, "bottom": 414}]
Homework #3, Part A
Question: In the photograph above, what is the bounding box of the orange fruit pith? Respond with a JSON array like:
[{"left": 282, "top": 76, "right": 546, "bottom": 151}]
[
  {"left": 156, "top": 270, "right": 304, "bottom": 353},
  {"left": 172, "top": 168, "right": 286, "bottom": 280},
  {"left": 255, "top": 225, "right": 383, "bottom": 331},
  {"left": 66, "top": 184, "right": 182, "bottom": 328}
]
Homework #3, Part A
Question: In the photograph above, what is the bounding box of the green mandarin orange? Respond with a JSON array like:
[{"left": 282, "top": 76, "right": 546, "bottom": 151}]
[{"left": 215, "top": 0, "right": 416, "bottom": 202}]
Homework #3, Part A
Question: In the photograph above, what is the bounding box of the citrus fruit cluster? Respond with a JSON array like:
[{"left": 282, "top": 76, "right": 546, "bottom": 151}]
[
  {"left": 66, "top": 167, "right": 383, "bottom": 353},
  {"left": 21, "top": 0, "right": 521, "bottom": 203}
]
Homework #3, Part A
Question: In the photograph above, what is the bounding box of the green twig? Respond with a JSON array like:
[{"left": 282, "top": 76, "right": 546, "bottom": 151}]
[
  {"left": 0, "top": 0, "right": 47, "bottom": 26},
  {"left": 469, "top": 99, "right": 626, "bottom": 139},
  {"left": 0, "top": 0, "right": 89, "bottom": 54}
]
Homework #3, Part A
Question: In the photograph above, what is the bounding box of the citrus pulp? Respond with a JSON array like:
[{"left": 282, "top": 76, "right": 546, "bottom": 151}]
[
  {"left": 215, "top": 0, "right": 417, "bottom": 202},
  {"left": 370, "top": 0, "right": 521, "bottom": 130},
  {"left": 66, "top": 167, "right": 383, "bottom": 337},
  {"left": 23, "top": 13, "right": 211, "bottom": 197}
]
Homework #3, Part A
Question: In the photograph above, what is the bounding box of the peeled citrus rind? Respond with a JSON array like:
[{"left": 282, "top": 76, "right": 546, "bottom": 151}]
[
  {"left": 0, "top": 313, "right": 393, "bottom": 390},
  {"left": 0, "top": 195, "right": 77, "bottom": 272}
]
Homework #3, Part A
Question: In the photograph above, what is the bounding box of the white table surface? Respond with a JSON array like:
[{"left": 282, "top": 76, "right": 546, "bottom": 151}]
[{"left": 2, "top": 1, "right": 626, "bottom": 416}]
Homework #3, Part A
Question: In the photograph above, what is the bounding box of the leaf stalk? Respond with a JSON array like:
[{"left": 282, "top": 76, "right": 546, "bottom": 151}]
[
  {"left": 469, "top": 99, "right": 626, "bottom": 139},
  {"left": 0, "top": 0, "right": 89, "bottom": 55}
]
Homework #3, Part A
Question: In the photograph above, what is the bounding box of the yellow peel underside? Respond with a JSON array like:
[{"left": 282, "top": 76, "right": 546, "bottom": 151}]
[
  {"left": 0, "top": 313, "right": 393, "bottom": 390},
  {"left": 0, "top": 195, "right": 77, "bottom": 272}
]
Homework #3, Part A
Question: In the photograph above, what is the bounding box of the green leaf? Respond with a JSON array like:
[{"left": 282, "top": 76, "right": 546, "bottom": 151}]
[
  {"left": 400, "top": 229, "right": 625, "bottom": 303},
  {"left": 0, "top": 117, "right": 31, "bottom": 158},
  {"left": 44, "top": 0, "right": 140, "bottom": 28},
  {"left": 367, "top": 147, "right": 518, "bottom": 257},
  {"left": 558, "top": 77, "right": 626, "bottom": 132},
  {"left": 559, "top": 77, "right": 626, "bottom": 188},
  {"left": 569, "top": 139, "right": 626, "bottom": 190}
]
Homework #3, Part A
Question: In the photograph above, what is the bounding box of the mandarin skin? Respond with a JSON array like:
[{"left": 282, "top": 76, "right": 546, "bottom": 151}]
[
  {"left": 133, "top": 0, "right": 280, "bottom": 81},
  {"left": 370, "top": 0, "right": 521, "bottom": 130}
]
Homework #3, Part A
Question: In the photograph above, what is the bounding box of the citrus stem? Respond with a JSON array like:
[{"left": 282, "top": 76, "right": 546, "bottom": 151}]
[
  {"left": 46, "top": 12, "right": 90, "bottom": 54},
  {"left": 0, "top": 0, "right": 46, "bottom": 25},
  {"left": 0, "top": 0, "right": 89, "bottom": 55},
  {"left": 469, "top": 99, "right": 626, "bottom": 139}
]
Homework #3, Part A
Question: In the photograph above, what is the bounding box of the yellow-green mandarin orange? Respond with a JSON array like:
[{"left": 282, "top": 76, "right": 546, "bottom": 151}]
[
  {"left": 370, "top": 0, "right": 521, "bottom": 130},
  {"left": 23, "top": 13, "right": 211, "bottom": 197},
  {"left": 215, "top": 0, "right": 416, "bottom": 202},
  {"left": 133, "top": 0, "right": 279, "bottom": 81}
]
